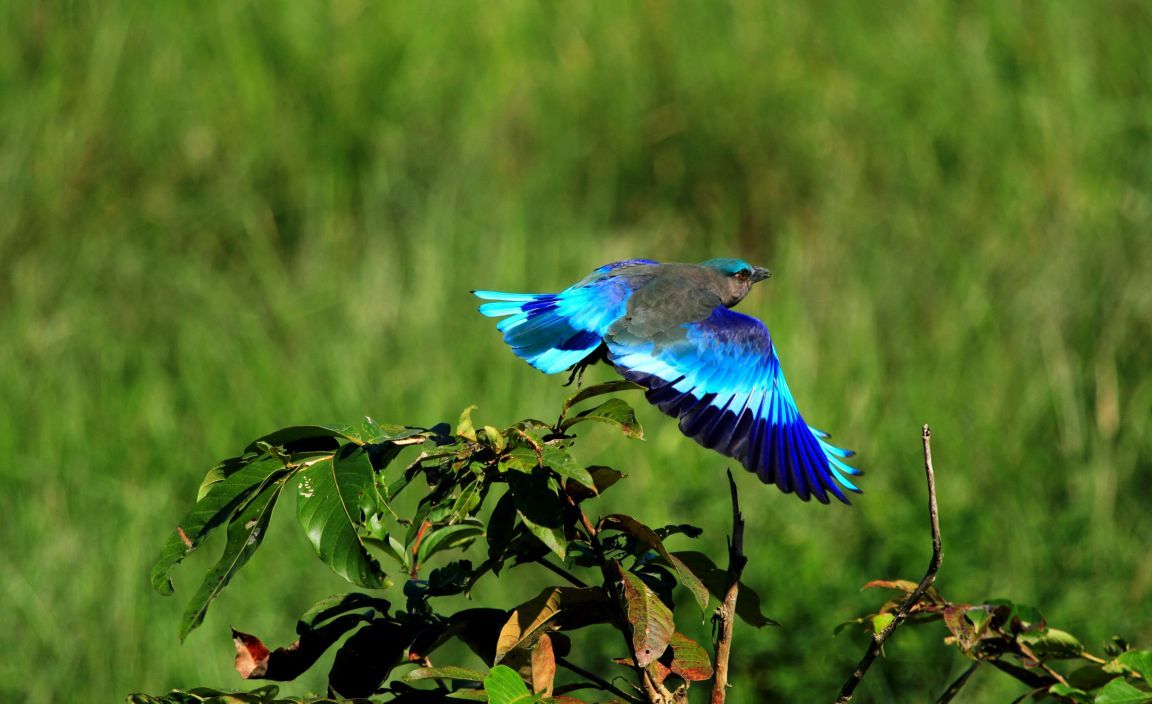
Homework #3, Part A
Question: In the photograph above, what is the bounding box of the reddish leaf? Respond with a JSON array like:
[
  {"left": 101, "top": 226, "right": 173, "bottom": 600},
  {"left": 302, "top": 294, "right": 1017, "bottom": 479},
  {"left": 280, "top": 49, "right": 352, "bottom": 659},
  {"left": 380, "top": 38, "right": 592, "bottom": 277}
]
[
  {"left": 231, "top": 613, "right": 365, "bottom": 681},
  {"left": 532, "top": 634, "right": 556, "bottom": 697},
  {"left": 620, "top": 571, "right": 674, "bottom": 668},
  {"left": 666, "top": 632, "right": 713, "bottom": 682},
  {"left": 233, "top": 629, "right": 271, "bottom": 679}
]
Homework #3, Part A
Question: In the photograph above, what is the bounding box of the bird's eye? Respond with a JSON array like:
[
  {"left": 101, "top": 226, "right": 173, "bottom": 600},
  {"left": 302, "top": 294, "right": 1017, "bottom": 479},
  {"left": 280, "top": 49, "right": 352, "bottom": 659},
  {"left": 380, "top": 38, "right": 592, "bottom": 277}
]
[{"left": 733, "top": 268, "right": 751, "bottom": 281}]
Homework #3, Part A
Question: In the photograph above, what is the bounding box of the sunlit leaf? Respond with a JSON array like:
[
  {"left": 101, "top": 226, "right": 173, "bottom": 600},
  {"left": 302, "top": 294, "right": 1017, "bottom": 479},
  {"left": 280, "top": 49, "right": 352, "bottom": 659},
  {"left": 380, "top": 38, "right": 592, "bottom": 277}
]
[
  {"left": 1117, "top": 650, "right": 1152, "bottom": 681},
  {"left": 457, "top": 405, "right": 479, "bottom": 442},
  {"left": 560, "top": 398, "right": 643, "bottom": 439},
  {"left": 296, "top": 446, "right": 390, "bottom": 589},
  {"left": 560, "top": 380, "right": 644, "bottom": 417},
  {"left": 180, "top": 475, "right": 289, "bottom": 640},
  {"left": 1094, "top": 678, "right": 1152, "bottom": 704},
  {"left": 620, "top": 571, "right": 674, "bottom": 668},
  {"left": 495, "top": 587, "right": 611, "bottom": 663},
  {"left": 483, "top": 665, "right": 536, "bottom": 704},
  {"left": 1019, "top": 628, "right": 1084, "bottom": 659},
  {"left": 402, "top": 666, "right": 488, "bottom": 683}
]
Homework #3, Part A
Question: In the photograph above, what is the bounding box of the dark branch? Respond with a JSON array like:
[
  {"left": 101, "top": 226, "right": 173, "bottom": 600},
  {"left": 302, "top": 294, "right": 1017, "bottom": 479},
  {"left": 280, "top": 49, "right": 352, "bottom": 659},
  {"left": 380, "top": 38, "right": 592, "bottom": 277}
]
[
  {"left": 538, "top": 557, "right": 589, "bottom": 588},
  {"left": 935, "top": 661, "right": 981, "bottom": 703},
  {"left": 710, "top": 469, "right": 747, "bottom": 704},
  {"left": 556, "top": 657, "right": 644, "bottom": 704},
  {"left": 834, "top": 424, "right": 943, "bottom": 703}
]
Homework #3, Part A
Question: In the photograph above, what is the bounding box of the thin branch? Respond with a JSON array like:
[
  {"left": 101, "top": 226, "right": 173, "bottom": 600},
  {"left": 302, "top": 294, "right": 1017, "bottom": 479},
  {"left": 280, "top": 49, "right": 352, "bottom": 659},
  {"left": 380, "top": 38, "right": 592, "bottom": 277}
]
[
  {"left": 556, "top": 657, "right": 644, "bottom": 704},
  {"left": 935, "top": 661, "right": 980, "bottom": 704},
  {"left": 710, "top": 469, "right": 747, "bottom": 704},
  {"left": 538, "top": 557, "right": 589, "bottom": 588},
  {"left": 835, "top": 424, "right": 943, "bottom": 703}
]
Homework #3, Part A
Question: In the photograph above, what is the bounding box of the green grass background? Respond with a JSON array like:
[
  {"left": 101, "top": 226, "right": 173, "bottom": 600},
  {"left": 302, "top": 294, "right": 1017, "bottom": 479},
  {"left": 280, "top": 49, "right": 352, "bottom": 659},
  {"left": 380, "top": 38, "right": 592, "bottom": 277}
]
[{"left": 2, "top": 2, "right": 1150, "bottom": 702}]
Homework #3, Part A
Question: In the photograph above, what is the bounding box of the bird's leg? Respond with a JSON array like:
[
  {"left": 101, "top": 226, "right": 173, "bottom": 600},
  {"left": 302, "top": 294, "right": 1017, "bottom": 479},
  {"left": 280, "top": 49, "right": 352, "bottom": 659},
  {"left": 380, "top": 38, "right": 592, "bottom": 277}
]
[{"left": 562, "top": 344, "right": 610, "bottom": 387}]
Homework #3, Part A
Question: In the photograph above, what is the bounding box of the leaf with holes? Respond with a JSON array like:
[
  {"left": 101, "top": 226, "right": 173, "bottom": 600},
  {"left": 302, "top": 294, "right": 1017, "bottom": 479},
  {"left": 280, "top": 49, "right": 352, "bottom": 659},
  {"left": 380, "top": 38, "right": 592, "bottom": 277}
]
[
  {"left": 180, "top": 475, "right": 289, "bottom": 640},
  {"left": 296, "top": 446, "right": 390, "bottom": 589},
  {"left": 620, "top": 571, "right": 674, "bottom": 668},
  {"left": 152, "top": 457, "right": 288, "bottom": 596}
]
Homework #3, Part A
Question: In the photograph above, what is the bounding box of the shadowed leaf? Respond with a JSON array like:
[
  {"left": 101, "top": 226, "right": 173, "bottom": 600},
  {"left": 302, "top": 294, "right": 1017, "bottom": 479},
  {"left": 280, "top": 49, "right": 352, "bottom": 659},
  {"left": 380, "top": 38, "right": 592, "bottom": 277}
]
[
  {"left": 602, "top": 514, "right": 709, "bottom": 613},
  {"left": 327, "top": 621, "right": 407, "bottom": 698},
  {"left": 507, "top": 469, "right": 567, "bottom": 559},
  {"left": 232, "top": 614, "right": 364, "bottom": 681},
  {"left": 244, "top": 425, "right": 358, "bottom": 453},
  {"left": 672, "top": 550, "right": 779, "bottom": 627},
  {"left": 1094, "top": 678, "right": 1152, "bottom": 704}
]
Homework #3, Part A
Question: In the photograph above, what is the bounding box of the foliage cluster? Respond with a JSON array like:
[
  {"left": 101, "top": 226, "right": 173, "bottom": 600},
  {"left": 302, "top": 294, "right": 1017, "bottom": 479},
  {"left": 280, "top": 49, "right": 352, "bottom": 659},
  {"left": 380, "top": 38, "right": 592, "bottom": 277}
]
[{"left": 135, "top": 384, "right": 771, "bottom": 703}]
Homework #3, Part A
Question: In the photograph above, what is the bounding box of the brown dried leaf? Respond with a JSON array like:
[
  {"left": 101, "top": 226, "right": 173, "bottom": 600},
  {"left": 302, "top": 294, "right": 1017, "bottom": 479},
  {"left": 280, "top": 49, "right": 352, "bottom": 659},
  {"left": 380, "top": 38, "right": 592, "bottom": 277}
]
[{"left": 531, "top": 634, "right": 556, "bottom": 697}]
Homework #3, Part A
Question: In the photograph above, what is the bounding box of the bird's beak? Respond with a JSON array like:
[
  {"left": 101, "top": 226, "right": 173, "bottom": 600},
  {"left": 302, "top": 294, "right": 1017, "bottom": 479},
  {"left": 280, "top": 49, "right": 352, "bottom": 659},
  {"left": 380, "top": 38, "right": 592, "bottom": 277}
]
[{"left": 751, "top": 266, "right": 772, "bottom": 283}]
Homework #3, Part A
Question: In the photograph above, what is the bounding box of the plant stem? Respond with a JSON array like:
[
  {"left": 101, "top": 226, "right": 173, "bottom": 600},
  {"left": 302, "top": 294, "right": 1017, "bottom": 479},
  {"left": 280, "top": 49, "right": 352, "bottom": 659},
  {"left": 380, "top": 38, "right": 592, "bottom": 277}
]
[
  {"left": 834, "top": 424, "right": 943, "bottom": 703},
  {"left": 710, "top": 469, "right": 746, "bottom": 704},
  {"left": 556, "top": 657, "right": 644, "bottom": 703}
]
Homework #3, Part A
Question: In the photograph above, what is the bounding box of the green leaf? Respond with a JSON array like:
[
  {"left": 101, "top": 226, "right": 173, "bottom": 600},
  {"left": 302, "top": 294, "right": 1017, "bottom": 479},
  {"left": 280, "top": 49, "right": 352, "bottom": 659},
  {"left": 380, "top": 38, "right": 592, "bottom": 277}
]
[
  {"left": 296, "top": 593, "right": 391, "bottom": 631},
  {"left": 1094, "top": 678, "right": 1152, "bottom": 704},
  {"left": 180, "top": 475, "right": 289, "bottom": 640},
  {"left": 872, "top": 613, "right": 895, "bottom": 635},
  {"left": 457, "top": 405, "right": 479, "bottom": 442},
  {"left": 484, "top": 664, "right": 537, "bottom": 704},
  {"left": 1117, "top": 651, "right": 1152, "bottom": 680},
  {"left": 602, "top": 514, "right": 709, "bottom": 614},
  {"left": 152, "top": 457, "right": 287, "bottom": 595},
  {"left": 244, "top": 424, "right": 358, "bottom": 453},
  {"left": 403, "top": 666, "right": 488, "bottom": 682},
  {"left": 507, "top": 469, "right": 567, "bottom": 559},
  {"left": 672, "top": 550, "right": 779, "bottom": 627},
  {"left": 620, "top": 570, "right": 674, "bottom": 668},
  {"left": 560, "top": 380, "right": 644, "bottom": 418},
  {"left": 296, "top": 446, "right": 390, "bottom": 589},
  {"left": 1049, "top": 683, "right": 1092, "bottom": 703},
  {"left": 483, "top": 425, "right": 507, "bottom": 451},
  {"left": 560, "top": 398, "right": 643, "bottom": 439},
  {"left": 539, "top": 446, "right": 594, "bottom": 489},
  {"left": 1019, "top": 628, "right": 1085, "bottom": 659},
  {"left": 417, "top": 519, "right": 486, "bottom": 566}
]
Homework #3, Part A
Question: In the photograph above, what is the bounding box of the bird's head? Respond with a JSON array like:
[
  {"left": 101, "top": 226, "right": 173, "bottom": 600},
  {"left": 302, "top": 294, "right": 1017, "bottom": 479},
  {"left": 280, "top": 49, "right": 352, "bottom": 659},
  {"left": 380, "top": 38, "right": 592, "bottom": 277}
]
[{"left": 702, "top": 258, "right": 771, "bottom": 307}]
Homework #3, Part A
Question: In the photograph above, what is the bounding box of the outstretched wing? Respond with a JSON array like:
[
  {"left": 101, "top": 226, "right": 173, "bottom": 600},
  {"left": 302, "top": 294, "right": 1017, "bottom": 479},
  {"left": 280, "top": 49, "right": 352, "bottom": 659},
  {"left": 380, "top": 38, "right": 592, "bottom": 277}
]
[
  {"left": 606, "top": 305, "right": 861, "bottom": 503},
  {"left": 474, "top": 259, "right": 658, "bottom": 374}
]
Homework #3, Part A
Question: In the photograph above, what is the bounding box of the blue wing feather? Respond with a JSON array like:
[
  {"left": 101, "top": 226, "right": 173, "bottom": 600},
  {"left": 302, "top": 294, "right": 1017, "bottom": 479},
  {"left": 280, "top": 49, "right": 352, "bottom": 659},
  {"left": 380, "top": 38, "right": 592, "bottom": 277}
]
[
  {"left": 473, "top": 260, "right": 658, "bottom": 375},
  {"left": 607, "top": 305, "right": 860, "bottom": 504}
]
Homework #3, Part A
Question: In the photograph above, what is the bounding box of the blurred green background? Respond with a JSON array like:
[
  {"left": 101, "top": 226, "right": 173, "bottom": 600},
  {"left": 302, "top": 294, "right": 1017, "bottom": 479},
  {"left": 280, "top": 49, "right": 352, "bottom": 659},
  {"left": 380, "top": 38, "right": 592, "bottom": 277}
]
[{"left": 2, "top": 1, "right": 1151, "bottom": 702}]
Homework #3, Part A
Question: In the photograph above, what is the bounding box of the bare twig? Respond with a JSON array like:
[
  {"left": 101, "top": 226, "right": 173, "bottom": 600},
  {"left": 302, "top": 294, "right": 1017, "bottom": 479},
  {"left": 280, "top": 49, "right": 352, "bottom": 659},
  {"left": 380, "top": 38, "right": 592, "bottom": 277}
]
[
  {"left": 556, "top": 657, "right": 644, "bottom": 703},
  {"left": 710, "top": 469, "right": 747, "bottom": 704},
  {"left": 935, "top": 661, "right": 980, "bottom": 703},
  {"left": 538, "top": 558, "right": 589, "bottom": 588},
  {"left": 834, "top": 424, "right": 943, "bottom": 703}
]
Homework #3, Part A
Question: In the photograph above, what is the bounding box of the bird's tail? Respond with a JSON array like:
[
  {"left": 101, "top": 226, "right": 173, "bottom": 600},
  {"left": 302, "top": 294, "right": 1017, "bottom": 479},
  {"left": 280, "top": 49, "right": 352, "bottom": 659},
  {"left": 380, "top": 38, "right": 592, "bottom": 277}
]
[{"left": 473, "top": 290, "right": 603, "bottom": 374}]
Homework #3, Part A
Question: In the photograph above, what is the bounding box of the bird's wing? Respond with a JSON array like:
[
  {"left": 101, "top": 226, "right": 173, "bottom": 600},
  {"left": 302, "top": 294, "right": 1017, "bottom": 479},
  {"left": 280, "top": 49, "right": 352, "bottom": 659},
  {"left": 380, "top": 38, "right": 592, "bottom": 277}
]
[
  {"left": 474, "top": 259, "right": 658, "bottom": 374},
  {"left": 606, "top": 305, "right": 861, "bottom": 503}
]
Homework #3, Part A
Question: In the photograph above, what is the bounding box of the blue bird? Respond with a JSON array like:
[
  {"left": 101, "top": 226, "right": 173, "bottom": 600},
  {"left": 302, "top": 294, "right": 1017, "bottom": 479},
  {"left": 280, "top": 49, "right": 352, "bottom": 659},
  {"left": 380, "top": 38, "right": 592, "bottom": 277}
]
[{"left": 473, "top": 258, "right": 862, "bottom": 504}]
